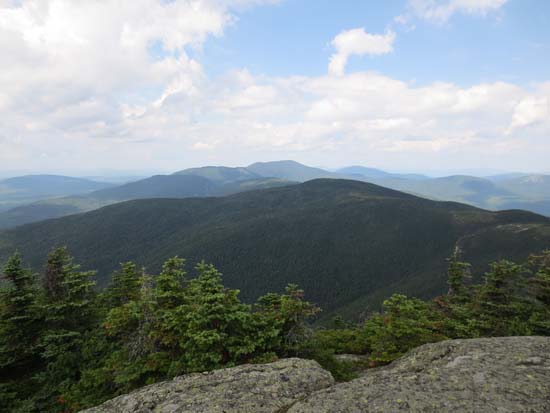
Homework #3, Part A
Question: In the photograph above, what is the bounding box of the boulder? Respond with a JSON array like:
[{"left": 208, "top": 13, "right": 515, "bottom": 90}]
[
  {"left": 289, "top": 336, "right": 550, "bottom": 413},
  {"left": 81, "top": 358, "right": 334, "bottom": 413}
]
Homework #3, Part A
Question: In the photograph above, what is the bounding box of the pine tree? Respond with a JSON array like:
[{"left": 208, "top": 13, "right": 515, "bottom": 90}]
[{"left": 0, "top": 252, "right": 42, "bottom": 412}]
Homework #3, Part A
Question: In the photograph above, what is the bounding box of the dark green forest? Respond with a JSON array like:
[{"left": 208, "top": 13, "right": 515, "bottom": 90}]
[
  {"left": 1, "top": 247, "right": 549, "bottom": 412},
  {"left": 2, "top": 179, "right": 550, "bottom": 322}
]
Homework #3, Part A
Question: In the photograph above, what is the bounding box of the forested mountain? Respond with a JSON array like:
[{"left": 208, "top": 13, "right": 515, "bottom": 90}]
[
  {"left": 0, "top": 173, "right": 294, "bottom": 229},
  {"left": 0, "top": 175, "right": 112, "bottom": 212},
  {"left": 1, "top": 161, "right": 549, "bottom": 231},
  {"left": 174, "top": 166, "right": 262, "bottom": 182},
  {"left": 346, "top": 171, "right": 550, "bottom": 216},
  {"left": 248, "top": 160, "right": 338, "bottom": 181},
  {"left": 1, "top": 179, "right": 548, "bottom": 320}
]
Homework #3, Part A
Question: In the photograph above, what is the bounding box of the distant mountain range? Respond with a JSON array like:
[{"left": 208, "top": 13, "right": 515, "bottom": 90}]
[
  {"left": 0, "top": 174, "right": 112, "bottom": 213},
  {"left": 0, "top": 160, "right": 549, "bottom": 230},
  {"left": 1, "top": 179, "right": 548, "bottom": 321}
]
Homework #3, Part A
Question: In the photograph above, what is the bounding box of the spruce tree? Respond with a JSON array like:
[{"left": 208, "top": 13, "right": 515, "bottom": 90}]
[
  {"left": 0, "top": 252, "right": 42, "bottom": 412},
  {"left": 36, "top": 247, "right": 97, "bottom": 412},
  {"left": 105, "top": 261, "right": 141, "bottom": 307},
  {"left": 446, "top": 247, "right": 471, "bottom": 300},
  {"left": 527, "top": 250, "right": 550, "bottom": 334},
  {"left": 175, "top": 262, "right": 258, "bottom": 373},
  {"left": 475, "top": 260, "right": 529, "bottom": 336}
]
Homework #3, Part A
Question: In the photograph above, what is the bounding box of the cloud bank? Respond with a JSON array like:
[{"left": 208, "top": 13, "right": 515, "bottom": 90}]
[{"left": 1, "top": 0, "right": 548, "bottom": 173}]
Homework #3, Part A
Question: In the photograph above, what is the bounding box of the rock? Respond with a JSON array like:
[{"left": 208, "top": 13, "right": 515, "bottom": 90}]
[
  {"left": 289, "top": 336, "right": 550, "bottom": 413},
  {"left": 333, "top": 354, "right": 370, "bottom": 364},
  {"left": 80, "top": 358, "right": 334, "bottom": 413}
]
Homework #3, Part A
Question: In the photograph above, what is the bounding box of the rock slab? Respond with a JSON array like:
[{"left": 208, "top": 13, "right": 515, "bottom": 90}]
[
  {"left": 81, "top": 358, "right": 334, "bottom": 413},
  {"left": 289, "top": 336, "right": 550, "bottom": 413}
]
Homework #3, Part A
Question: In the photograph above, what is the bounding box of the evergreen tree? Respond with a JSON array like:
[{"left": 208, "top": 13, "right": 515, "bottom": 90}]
[
  {"left": 474, "top": 260, "right": 529, "bottom": 336},
  {"left": 105, "top": 262, "right": 141, "bottom": 307},
  {"left": 35, "top": 247, "right": 97, "bottom": 412},
  {"left": 0, "top": 253, "right": 42, "bottom": 412},
  {"left": 101, "top": 271, "right": 160, "bottom": 392},
  {"left": 255, "top": 284, "right": 320, "bottom": 356},
  {"left": 174, "top": 262, "right": 258, "bottom": 373},
  {"left": 527, "top": 250, "right": 550, "bottom": 334},
  {"left": 364, "top": 294, "right": 447, "bottom": 364},
  {"left": 446, "top": 247, "right": 471, "bottom": 300}
]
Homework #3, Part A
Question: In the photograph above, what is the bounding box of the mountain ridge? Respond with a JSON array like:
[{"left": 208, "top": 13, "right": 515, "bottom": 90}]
[{"left": 2, "top": 178, "right": 548, "bottom": 320}]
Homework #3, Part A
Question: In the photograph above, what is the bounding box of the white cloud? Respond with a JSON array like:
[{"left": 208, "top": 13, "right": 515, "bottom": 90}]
[
  {"left": 1, "top": 0, "right": 549, "bottom": 173},
  {"left": 328, "top": 28, "right": 395, "bottom": 76},
  {"left": 407, "top": 0, "right": 507, "bottom": 23},
  {"left": 508, "top": 96, "right": 550, "bottom": 133}
]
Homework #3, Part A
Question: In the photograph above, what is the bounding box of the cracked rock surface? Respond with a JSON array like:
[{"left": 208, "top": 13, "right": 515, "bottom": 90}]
[
  {"left": 289, "top": 336, "right": 550, "bottom": 413},
  {"left": 81, "top": 358, "right": 334, "bottom": 413}
]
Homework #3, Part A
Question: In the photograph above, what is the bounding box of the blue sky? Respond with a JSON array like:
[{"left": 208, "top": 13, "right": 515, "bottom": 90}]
[
  {"left": 0, "top": 0, "right": 549, "bottom": 174},
  {"left": 200, "top": 0, "right": 550, "bottom": 86}
]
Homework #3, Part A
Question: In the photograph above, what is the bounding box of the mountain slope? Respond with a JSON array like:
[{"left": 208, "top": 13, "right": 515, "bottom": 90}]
[
  {"left": 174, "top": 166, "right": 261, "bottom": 183},
  {"left": 1, "top": 179, "right": 548, "bottom": 319},
  {"left": 90, "top": 175, "right": 219, "bottom": 201},
  {"left": 0, "top": 174, "right": 295, "bottom": 229},
  {"left": 248, "top": 160, "right": 338, "bottom": 181},
  {"left": 0, "top": 175, "right": 112, "bottom": 211}
]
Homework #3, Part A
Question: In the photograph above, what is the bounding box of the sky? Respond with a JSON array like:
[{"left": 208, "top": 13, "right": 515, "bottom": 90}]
[{"left": 0, "top": 0, "right": 549, "bottom": 175}]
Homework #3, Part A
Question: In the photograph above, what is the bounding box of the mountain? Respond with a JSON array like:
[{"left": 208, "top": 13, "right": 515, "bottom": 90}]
[
  {"left": 1, "top": 179, "right": 548, "bottom": 320},
  {"left": 0, "top": 175, "right": 112, "bottom": 212},
  {"left": 0, "top": 173, "right": 295, "bottom": 229},
  {"left": 90, "top": 175, "right": 220, "bottom": 201},
  {"left": 352, "top": 174, "right": 550, "bottom": 216},
  {"left": 174, "top": 166, "right": 261, "bottom": 183},
  {"left": 496, "top": 174, "right": 550, "bottom": 199},
  {"left": 2, "top": 162, "right": 549, "bottom": 231},
  {"left": 335, "top": 166, "right": 427, "bottom": 180},
  {"left": 248, "top": 160, "right": 338, "bottom": 181}
]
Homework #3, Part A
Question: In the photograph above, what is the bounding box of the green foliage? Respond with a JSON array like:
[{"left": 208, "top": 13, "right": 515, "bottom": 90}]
[
  {"left": 105, "top": 262, "right": 142, "bottom": 307},
  {"left": 0, "top": 252, "right": 42, "bottom": 412},
  {"left": 364, "top": 294, "right": 447, "bottom": 364},
  {"left": 35, "top": 247, "right": 98, "bottom": 412},
  {"left": 446, "top": 246, "right": 472, "bottom": 301},
  {"left": 255, "top": 284, "right": 321, "bottom": 355},
  {"left": 2, "top": 247, "right": 550, "bottom": 412},
  {"left": 3, "top": 178, "right": 549, "bottom": 323},
  {"left": 473, "top": 260, "right": 530, "bottom": 336}
]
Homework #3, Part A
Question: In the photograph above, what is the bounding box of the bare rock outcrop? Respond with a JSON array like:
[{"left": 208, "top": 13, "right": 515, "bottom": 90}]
[
  {"left": 81, "top": 358, "right": 334, "bottom": 413},
  {"left": 289, "top": 336, "right": 550, "bottom": 413},
  {"left": 82, "top": 337, "right": 550, "bottom": 413}
]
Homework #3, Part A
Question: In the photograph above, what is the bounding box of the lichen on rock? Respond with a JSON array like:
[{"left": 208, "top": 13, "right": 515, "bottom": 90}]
[
  {"left": 80, "top": 358, "right": 334, "bottom": 413},
  {"left": 289, "top": 336, "right": 550, "bottom": 413}
]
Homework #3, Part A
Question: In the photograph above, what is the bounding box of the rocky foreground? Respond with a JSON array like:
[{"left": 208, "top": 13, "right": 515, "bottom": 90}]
[{"left": 82, "top": 336, "right": 550, "bottom": 413}]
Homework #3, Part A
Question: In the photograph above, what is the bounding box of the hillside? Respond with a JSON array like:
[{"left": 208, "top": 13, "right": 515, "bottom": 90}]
[
  {"left": 2, "top": 162, "right": 549, "bottom": 230},
  {"left": 1, "top": 179, "right": 548, "bottom": 319},
  {"left": 0, "top": 175, "right": 112, "bottom": 212},
  {"left": 351, "top": 172, "right": 550, "bottom": 216},
  {"left": 174, "top": 166, "right": 261, "bottom": 183},
  {"left": 248, "top": 160, "right": 338, "bottom": 181},
  {"left": 0, "top": 173, "right": 295, "bottom": 229}
]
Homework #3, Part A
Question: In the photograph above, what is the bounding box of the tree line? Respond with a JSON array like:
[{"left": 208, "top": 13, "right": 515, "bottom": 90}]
[{"left": 1, "top": 247, "right": 549, "bottom": 412}]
